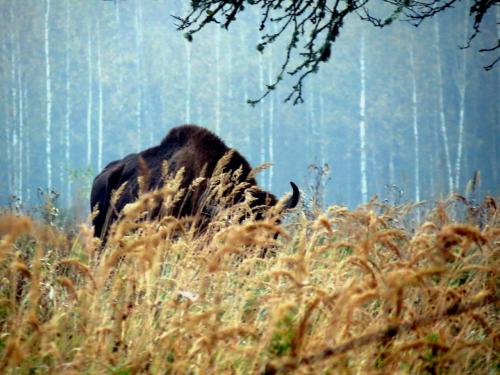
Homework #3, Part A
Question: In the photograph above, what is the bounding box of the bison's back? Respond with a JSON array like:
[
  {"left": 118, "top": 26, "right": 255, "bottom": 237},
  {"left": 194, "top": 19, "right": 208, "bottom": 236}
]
[{"left": 90, "top": 125, "right": 256, "bottom": 240}]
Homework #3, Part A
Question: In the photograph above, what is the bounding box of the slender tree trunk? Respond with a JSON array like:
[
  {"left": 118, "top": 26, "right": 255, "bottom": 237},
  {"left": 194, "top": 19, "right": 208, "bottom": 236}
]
[
  {"left": 389, "top": 142, "right": 395, "bottom": 189},
  {"left": 114, "top": 0, "right": 125, "bottom": 158},
  {"left": 409, "top": 37, "right": 420, "bottom": 203},
  {"left": 319, "top": 82, "right": 327, "bottom": 205},
  {"left": 359, "top": 31, "right": 368, "bottom": 203},
  {"left": 135, "top": 0, "right": 143, "bottom": 150},
  {"left": 215, "top": 26, "right": 222, "bottom": 134},
  {"left": 1, "top": 39, "right": 10, "bottom": 202},
  {"left": 318, "top": 84, "right": 326, "bottom": 167},
  {"left": 434, "top": 17, "right": 454, "bottom": 193},
  {"left": 185, "top": 41, "right": 192, "bottom": 124},
  {"left": 182, "top": 3, "right": 191, "bottom": 125},
  {"left": 454, "top": 1, "right": 469, "bottom": 192},
  {"left": 97, "top": 18, "right": 104, "bottom": 172},
  {"left": 185, "top": 35, "right": 192, "bottom": 124},
  {"left": 44, "top": 0, "right": 52, "bottom": 190},
  {"left": 258, "top": 45, "right": 265, "bottom": 170},
  {"left": 9, "top": 4, "right": 17, "bottom": 199},
  {"left": 309, "top": 87, "right": 318, "bottom": 158},
  {"left": 429, "top": 120, "right": 438, "bottom": 198},
  {"left": 64, "top": 0, "right": 72, "bottom": 206},
  {"left": 226, "top": 31, "right": 233, "bottom": 144},
  {"left": 16, "top": 33, "right": 24, "bottom": 203},
  {"left": 23, "top": 82, "right": 30, "bottom": 203},
  {"left": 240, "top": 29, "right": 251, "bottom": 156},
  {"left": 86, "top": 18, "right": 93, "bottom": 167},
  {"left": 267, "top": 49, "right": 274, "bottom": 190}
]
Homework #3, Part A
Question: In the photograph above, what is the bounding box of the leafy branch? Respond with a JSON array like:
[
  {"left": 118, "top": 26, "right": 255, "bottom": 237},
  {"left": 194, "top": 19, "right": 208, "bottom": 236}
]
[{"left": 174, "top": 0, "right": 498, "bottom": 104}]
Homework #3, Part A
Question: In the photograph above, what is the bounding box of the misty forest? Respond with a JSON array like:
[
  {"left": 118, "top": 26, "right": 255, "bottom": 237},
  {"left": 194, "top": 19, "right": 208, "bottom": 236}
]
[
  {"left": 0, "top": 1, "right": 499, "bottom": 374},
  {"left": 1, "top": 0, "right": 498, "bottom": 217}
]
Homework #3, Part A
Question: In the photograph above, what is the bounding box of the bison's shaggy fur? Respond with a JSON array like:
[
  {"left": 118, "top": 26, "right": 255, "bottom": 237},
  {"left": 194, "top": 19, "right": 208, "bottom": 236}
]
[{"left": 90, "top": 125, "right": 299, "bottom": 241}]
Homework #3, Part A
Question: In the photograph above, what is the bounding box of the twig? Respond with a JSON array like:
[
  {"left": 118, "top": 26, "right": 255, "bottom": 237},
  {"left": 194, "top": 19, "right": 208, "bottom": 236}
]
[{"left": 263, "top": 292, "right": 499, "bottom": 374}]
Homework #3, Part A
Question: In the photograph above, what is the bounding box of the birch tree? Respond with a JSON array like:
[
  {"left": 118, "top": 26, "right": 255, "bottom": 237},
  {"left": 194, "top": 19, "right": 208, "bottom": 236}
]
[
  {"left": 64, "top": 0, "right": 72, "bottom": 206},
  {"left": 0, "top": 38, "right": 9, "bottom": 201},
  {"left": 16, "top": 23, "right": 24, "bottom": 203},
  {"left": 454, "top": 1, "right": 470, "bottom": 192},
  {"left": 239, "top": 28, "right": 251, "bottom": 156},
  {"left": 97, "top": 17, "right": 104, "bottom": 172},
  {"left": 182, "top": 2, "right": 192, "bottom": 125},
  {"left": 7, "top": 5, "right": 17, "bottom": 200},
  {"left": 86, "top": 17, "right": 93, "bottom": 167},
  {"left": 45, "top": 0, "right": 52, "bottom": 190},
  {"left": 267, "top": 43, "right": 274, "bottom": 191},
  {"left": 359, "top": 31, "right": 368, "bottom": 203},
  {"left": 434, "top": 16, "right": 454, "bottom": 193},
  {"left": 23, "top": 76, "right": 30, "bottom": 203},
  {"left": 185, "top": 32, "right": 192, "bottom": 124},
  {"left": 258, "top": 42, "right": 266, "bottom": 172},
  {"left": 215, "top": 26, "right": 222, "bottom": 134},
  {"left": 135, "top": 0, "right": 144, "bottom": 150},
  {"left": 409, "top": 34, "right": 420, "bottom": 203},
  {"left": 225, "top": 28, "right": 233, "bottom": 144}
]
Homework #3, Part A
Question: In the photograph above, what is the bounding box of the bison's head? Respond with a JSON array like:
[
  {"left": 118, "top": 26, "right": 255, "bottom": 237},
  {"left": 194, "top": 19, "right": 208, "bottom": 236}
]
[{"left": 245, "top": 181, "right": 300, "bottom": 220}]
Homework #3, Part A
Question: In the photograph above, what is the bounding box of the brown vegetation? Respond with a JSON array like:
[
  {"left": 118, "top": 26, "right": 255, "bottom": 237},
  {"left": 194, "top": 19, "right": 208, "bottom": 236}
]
[{"left": 0, "top": 180, "right": 498, "bottom": 373}]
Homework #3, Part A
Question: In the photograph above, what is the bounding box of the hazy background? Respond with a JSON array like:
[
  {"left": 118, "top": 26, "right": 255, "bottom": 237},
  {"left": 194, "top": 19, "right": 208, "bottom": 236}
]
[{"left": 0, "top": 0, "right": 498, "bottom": 217}]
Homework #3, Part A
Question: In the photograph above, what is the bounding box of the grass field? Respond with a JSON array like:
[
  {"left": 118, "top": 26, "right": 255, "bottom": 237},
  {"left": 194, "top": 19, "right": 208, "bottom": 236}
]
[{"left": 0, "top": 181, "right": 498, "bottom": 374}]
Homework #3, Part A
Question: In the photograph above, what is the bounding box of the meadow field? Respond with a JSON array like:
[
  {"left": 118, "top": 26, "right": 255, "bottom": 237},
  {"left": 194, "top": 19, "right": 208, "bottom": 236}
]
[{"left": 0, "top": 174, "right": 498, "bottom": 374}]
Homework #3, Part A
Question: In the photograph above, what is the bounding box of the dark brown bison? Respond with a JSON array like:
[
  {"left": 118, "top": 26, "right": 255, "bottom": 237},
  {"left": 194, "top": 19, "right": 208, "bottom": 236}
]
[{"left": 90, "top": 125, "right": 300, "bottom": 241}]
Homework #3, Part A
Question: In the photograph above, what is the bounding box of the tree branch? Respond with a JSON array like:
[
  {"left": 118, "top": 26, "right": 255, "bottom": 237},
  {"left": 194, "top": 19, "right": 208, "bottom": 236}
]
[
  {"left": 174, "top": 0, "right": 498, "bottom": 104},
  {"left": 263, "top": 292, "right": 499, "bottom": 374}
]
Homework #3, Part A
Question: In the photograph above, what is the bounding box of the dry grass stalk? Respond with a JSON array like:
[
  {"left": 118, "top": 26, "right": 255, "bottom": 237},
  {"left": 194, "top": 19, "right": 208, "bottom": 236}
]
[{"left": 0, "top": 192, "right": 498, "bottom": 374}]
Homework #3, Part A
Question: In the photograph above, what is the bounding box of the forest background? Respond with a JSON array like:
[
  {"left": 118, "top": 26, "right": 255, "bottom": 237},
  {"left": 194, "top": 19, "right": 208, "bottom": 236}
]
[{"left": 0, "top": 0, "right": 498, "bottom": 217}]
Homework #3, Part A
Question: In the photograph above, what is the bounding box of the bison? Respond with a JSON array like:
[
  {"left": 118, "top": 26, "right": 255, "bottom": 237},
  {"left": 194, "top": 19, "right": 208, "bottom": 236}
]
[{"left": 91, "top": 124, "right": 300, "bottom": 242}]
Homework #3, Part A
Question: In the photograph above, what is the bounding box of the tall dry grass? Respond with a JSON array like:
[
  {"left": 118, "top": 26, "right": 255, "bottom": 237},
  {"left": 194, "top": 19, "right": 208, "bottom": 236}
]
[{"left": 0, "top": 172, "right": 498, "bottom": 374}]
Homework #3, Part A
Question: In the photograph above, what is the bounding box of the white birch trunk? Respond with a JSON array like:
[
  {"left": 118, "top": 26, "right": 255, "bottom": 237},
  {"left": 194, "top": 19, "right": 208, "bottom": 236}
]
[
  {"left": 64, "top": 0, "right": 72, "bottom": 206},
  {"left": 97, "top": 18, "right": 104, "bottom": 172},
  {"left": 5, "top": 122, "right": 12, "bottom": 198},
  {"left": 267, "top": 48, "right": 274, "bottom": 191},
  {"left": 185, "top": 39, "right": 192, "bottom": 124},
  {"left": 239, "top": 29, "right": 251, "bottom": 154},
  {"left": 215, "top": 26, "right": 222, "bottom": 134},
  {"left": 1, "top": 39, "right": 12, "bottom": 199},
  {"left": 258, "top": 47, "right": 265, "bottom": 170},
  {"left": 138, "top": 1, "right": 151, "bottom": 147},
  {"left": 430, "top": 123, "right": 438, "bottom": 196},
  {"left": 135, "top": 0, "right": 143, "bottom": 150},
  {"left": 454, "top": 2, "right": 469, "bottom": 192},
  {"left": 226, "top": 31, "right": 233, "bottom": 144},
  {"left": 17, "top": 37, "right": 24, "bottom": 203},
  {"left": 182, "top": 2, "right": 191, "bottom": 124},
  {"left": 9, "top": 5, "right": 17, "bottom": 198},
  {"left": 115, "top": 0, "right": 125, "bottom": 158},
  {"left": 359, "top": 31, "right": 368, "bottom": 203},
  {"left": 86, "top": 19, "right": 93, "bottom": 167},
  {"left": 409, "top": 38, "right": 420, "bottom": 203},
  {"left": 434, "top": 17, "right": 454, "bottom": 193},
  {"left": 319, "top": 85, "right": 326, "bottom": 166},
  {"left": 45, "top": 0, "right": 52, "bottom": 190},
  {"left": 24, "top": 83, "right": 30, "bottom": 202},
  {"left": 309, "top": 87, "right": 319, "bottom": 158},
  {"left": 389, "top": 148, "right": 395, "bottom": 189}
]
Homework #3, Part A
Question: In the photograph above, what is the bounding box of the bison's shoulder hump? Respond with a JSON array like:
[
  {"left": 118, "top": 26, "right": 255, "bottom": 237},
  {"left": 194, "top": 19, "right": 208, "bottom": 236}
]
[{"left": 160, "top": 125, "right": 227, "bottom": 150}]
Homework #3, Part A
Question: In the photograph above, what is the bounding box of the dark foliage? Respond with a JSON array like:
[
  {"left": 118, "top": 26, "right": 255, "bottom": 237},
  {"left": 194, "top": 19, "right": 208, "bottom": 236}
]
[{"left": 174, "top": 0, "right": 498, "bottom": 104}]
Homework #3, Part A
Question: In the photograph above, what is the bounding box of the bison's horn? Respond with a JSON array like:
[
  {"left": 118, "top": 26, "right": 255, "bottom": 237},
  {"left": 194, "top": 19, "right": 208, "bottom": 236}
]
[{"left": 284, "top": 181, "right": 300, "bottom": 209}]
